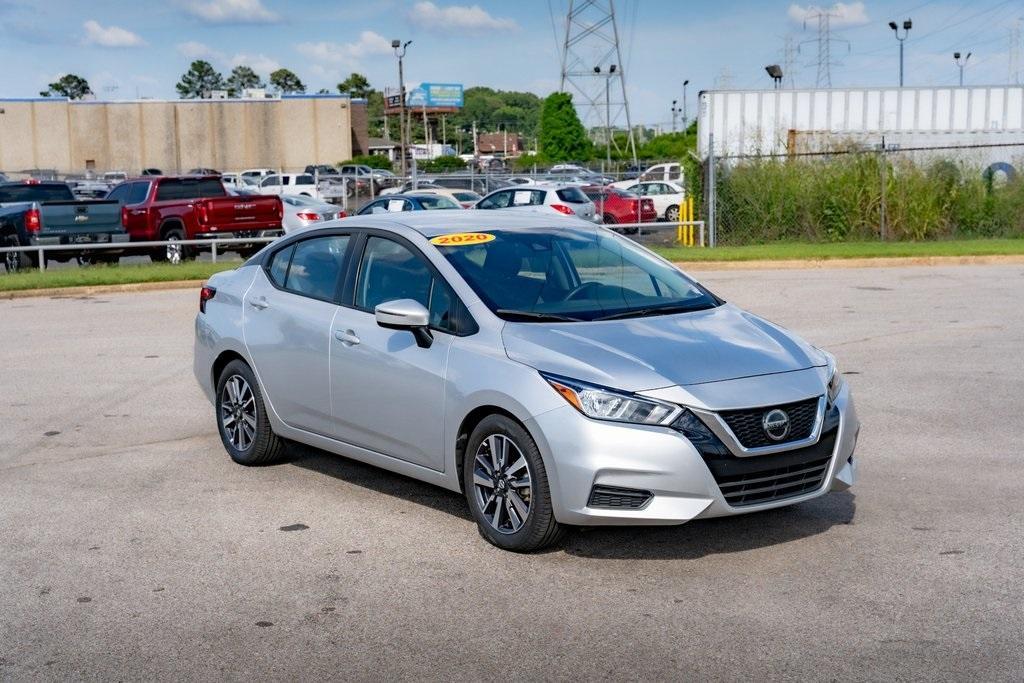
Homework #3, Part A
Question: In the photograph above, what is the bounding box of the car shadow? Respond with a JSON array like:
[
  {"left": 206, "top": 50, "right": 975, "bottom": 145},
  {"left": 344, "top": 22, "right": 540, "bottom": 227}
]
[
  {"left": 286, "top": 444, "right": 856, "bottom": 559},
  {"left": 286, "top": 443, "right": 473, "bottom": 522}
]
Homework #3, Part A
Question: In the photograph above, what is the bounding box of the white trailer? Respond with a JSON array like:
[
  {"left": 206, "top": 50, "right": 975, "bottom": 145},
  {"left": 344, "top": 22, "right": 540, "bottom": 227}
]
[{"left": 697, "top": 86, "right": 1024, "bottom": 171}]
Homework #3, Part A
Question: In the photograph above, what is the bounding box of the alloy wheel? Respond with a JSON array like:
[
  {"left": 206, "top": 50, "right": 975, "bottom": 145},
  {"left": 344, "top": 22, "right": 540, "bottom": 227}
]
[
  {"left": 220, "top": 374, "right": 257, "bottom": 451},
  {"left": 472, "top": 434, "right": 533, "bottom": 534},
  {"left": 166, "top": 236, "right": 183, "bottom": 265}
]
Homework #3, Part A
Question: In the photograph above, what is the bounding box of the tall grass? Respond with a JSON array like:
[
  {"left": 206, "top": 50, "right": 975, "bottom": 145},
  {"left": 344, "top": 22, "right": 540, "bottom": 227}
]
[{"left": 714, "top": 154, "right": 1024, "bottom": 245}]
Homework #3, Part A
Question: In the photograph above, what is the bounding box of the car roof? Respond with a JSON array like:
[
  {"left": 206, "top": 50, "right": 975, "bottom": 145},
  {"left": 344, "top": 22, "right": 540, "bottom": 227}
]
[{"left": 337, "top": 209, "right": 599, "bottom": 238}]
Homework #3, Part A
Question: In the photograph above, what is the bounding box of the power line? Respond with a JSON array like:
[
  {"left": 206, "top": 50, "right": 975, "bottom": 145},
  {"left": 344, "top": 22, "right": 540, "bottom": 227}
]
[{"left": 800, "top": 8, "right": 849, "bottom": 87}]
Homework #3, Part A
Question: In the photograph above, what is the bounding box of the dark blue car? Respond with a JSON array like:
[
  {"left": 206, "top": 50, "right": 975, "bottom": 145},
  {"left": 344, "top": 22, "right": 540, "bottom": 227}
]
[{"left": 356, "top": 193, "right": 462, "bottom": 215}]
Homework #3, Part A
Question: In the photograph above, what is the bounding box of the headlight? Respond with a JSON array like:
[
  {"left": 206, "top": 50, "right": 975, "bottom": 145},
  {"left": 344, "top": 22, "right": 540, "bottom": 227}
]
[
  {"left": 825, "top": 353, "right": 843, "bottom": 404},
  {"left": 541, "top": 373, "right": 681, "bottom": 425}
]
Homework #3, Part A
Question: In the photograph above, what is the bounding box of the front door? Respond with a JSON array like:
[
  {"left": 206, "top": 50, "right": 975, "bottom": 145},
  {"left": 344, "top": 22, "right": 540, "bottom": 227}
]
[
  {"left": 329, "top": 235, "right": 454, "bottom": 471},
  {"left": 243, "top": 234, "right": 351, "bottom": 436}
]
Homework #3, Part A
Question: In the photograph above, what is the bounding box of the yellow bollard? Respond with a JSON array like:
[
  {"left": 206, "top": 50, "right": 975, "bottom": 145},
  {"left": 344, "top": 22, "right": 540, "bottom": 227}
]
[
  {"left": 688, "top": 197, "right": 695, "bottom": 246},
  {"left": 676, "top": 199, "right": 684, "bottom": 244}
]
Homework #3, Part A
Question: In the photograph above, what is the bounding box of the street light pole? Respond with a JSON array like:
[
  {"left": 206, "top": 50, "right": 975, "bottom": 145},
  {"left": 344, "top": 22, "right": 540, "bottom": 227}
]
[
  {"left": 954, "top": 51, "right": 972, "bottom": 87},
  {"left": 670, "top": 99, "right": 680, "bottom": 133},
  {"left": 889, "top": 19, "right": 912, "bottom": 87},
  {"left": 682, "top": 80, "right": 689, "bottom": 132},
  {"left": 392, "top": 39, "right": 411, "bottom": 176}
]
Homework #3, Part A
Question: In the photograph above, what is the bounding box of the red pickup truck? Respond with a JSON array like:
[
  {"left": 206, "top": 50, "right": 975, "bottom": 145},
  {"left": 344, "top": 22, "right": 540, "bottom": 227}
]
[{"left": 106, "top": 176, "right": 283, "bottom": 263}]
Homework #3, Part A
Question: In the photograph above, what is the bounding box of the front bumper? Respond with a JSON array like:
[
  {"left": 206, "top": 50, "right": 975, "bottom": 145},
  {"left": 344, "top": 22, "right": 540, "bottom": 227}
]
[{"left": 526, "top": 382, "right": 859, "bottom": 526}]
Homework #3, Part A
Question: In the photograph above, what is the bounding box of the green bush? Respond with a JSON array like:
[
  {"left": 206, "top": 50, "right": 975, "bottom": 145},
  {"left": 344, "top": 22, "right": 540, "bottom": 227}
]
[
  {"left": 713, "top": 154, "right": 1024, "bottom": 245},
  {"left": 419, "top": 155, "right": 466, "bottom": 173},
  {"left": 338, "top": 154, "right": 393, "bottom": 170}
]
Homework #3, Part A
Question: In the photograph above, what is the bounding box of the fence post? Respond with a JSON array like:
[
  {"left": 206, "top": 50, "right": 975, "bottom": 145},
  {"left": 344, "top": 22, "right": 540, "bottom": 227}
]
[
  {"left": 37, "top": 247, "right": 45, "bottom": 272},
  {"left": 878, "top": 135, "right": 888, "bottom": 241},
  {"left": 706, "top": 132, "right": 717, "bottom": 248},
  {"left": 211, "top": 242, "right": 218, "bottom": 263}
]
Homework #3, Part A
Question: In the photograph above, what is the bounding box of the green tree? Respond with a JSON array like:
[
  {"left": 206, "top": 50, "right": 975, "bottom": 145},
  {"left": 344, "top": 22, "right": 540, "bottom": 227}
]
[
  {"left": 269, "top": 68, "right": 305, "bottom": 94},
  {"left": 225, "top": 66, "right": 264, "bottom": 97},
  {"left": 176, "top": 60, "right": 225, "bottom": 99},
  {"left": 337, "top": 73, "right": 373, "bottom": 99},
  {"left": 537, "top": 92, "right": 592, "bottom": 162},
  {"left": 39, "top": 74, "right": 92, "bottom": 100},
  {"left": 420, "top": 156, "right": 466, "bottom": 172}
]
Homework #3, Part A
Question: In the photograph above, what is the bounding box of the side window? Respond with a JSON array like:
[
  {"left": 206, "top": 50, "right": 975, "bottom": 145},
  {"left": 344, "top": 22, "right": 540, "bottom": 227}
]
[
  {"left": 297, "top": 175, "right": 315, "bottom": 186},
  {"left": 355, "top": 237, "right": 432, "bottom": 312},
  {"left": 127, "top": 182, "right": 151, "bottom": 204},
  {"left": 267, "top": 236, "right": 350, "bottom": 301},
  {"left": 478, "top": 191, "right": 510, "bottom": 210},
  {"left": 281, "top": 176, "right": 292, "bottom": 186},
  {"left": 106, "top": 184, "right": 131, "bottom": 202},
  {"left": 261, "top": 176, "right": 279, "bottom": 188}
]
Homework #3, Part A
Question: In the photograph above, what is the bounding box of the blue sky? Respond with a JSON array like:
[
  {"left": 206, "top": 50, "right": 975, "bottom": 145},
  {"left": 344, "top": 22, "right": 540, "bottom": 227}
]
[{"left": 2, "top": 0, "right": 1023, "bottom": 130}]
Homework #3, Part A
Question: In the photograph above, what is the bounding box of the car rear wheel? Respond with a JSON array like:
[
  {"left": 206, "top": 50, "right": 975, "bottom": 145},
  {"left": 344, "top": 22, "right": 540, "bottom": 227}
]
[
  {"left": 162, "top": 228, "right": 193, "bottom": 265},
  {"left": 665, "top": 205, "right": 680, "bottom": 222},
  {"left": 2, "top": 236, "right": 30, "bottom": 273},
  {"left": 463, "top": 414, "right": 565, "bottom": 552},
  {"left": 602, "top": 213, "right": 616, "bottom": 225},
  {"left": 215, "top": 360, "right": 286, "bottom": 466}
]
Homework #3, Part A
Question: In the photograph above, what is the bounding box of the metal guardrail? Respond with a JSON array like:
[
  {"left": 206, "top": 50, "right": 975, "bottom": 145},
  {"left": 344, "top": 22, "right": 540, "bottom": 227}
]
[
  {"left": 0, "top": 220, "right": 706, "bottom": 275},
  {"left": 0, "top": 236, "right": 279, "bottom": 272}
]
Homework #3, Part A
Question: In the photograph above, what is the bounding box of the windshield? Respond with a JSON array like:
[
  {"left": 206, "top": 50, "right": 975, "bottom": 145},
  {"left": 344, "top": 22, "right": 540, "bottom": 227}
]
[{"left": 436, "top": 228, "right": 719, "bottom": 322}]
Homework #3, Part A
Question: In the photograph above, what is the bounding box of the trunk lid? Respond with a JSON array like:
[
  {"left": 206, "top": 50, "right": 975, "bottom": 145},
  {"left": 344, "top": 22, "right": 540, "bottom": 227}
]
[
  {"left": 38, "top": 200, "right": 122, "bottom": 236},
  {"left": 201, "top": 195, "right": 282, "bottom": 232}
]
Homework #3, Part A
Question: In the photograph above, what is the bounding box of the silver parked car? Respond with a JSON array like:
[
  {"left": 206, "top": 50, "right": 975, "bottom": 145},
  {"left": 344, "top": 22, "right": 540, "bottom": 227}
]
[
  {"left": 281, "top": 194, "right": 346, "bottom": 233},
  {"left": 474, "top": 183, "right": 599, "bottom": 223},
  {"left": 194, "top": 213, "right": 859, "bottom": 552}
]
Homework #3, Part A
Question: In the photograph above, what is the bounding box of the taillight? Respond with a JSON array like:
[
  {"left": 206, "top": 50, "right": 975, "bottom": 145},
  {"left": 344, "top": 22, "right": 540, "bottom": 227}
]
[
  {"left": 296, "top": 212, "right": 321, "bottom": 221},
  {"left": 23, "top": 178, "right": 41, "bottom": 185},
  {"left": 337, "top": 210, "right": 348, "bottom": 218},
  {"left": 199, "top": 285, "right": 216, "bottom": 313},
  {"left": 25, "top": 208, "right": 41, "bottom": 233},
  {"left": 121, "top": 205, "right": 129, "bottom": 228},
  {"left": 551, "top": 204, "right": 574, "bottom": 215}
]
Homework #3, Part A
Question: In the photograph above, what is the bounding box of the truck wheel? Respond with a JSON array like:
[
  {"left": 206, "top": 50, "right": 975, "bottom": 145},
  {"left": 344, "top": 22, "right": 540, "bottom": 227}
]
[
  {"left": 2, "top": 237, "right": 29, "bottom": 273},
  {"left": 216, "top": 360, "right": 286, "bottom": 466},
  {"left": 463, "top": 414, "right": 566, "bottom": 552},
  {"left": 162, "top": 228, "right": 192, "bottom": 265}
]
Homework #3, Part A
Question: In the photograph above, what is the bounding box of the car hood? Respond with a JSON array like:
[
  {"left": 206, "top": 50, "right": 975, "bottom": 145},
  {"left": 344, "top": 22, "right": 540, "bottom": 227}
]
[{"left": 501, "top": 303, "right": 825, "bottom": 392}]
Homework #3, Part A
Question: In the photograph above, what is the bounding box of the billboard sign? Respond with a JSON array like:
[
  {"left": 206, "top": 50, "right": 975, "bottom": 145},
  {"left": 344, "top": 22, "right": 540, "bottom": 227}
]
[{"left": 406, "top": 83, "right": 464, "bottom": 108}]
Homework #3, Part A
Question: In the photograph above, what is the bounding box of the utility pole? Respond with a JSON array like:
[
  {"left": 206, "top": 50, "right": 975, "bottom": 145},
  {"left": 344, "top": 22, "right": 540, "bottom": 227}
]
[
  {"left": 781, "top": 35, "right": 798, "bottom": 88},
  {"left": 954, "top": 52, "right": 971, "bottom": 87},
  {"left": 682, "top": 80, "right": 689, "bottom": 131},
  {"left": 559, "top": 0, "right": 637, "bottom": 166},
  {"left": 392, "top": 39, "right": 411, "bottom": 176},
  {"left": 801, "top": 8, "right": 847, "bottom": 88},
  {"left": 889, "top": 19, "right": 912, "bottom": 87},
  {"left": 670, "top": 100, "right": 680, "bottom": 132},
  {"left": 472, "top": 120, "right": 478, "bottom": 157}
]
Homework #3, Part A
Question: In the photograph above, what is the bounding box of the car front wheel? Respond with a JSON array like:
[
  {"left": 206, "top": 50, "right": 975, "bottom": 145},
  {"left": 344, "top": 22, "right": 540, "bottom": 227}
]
[
  {"left": 463, "top": 414, "right": 565, "bottom": 552},
  {"left": 215, "top": 360, "right": 286, "bottom": 466}
]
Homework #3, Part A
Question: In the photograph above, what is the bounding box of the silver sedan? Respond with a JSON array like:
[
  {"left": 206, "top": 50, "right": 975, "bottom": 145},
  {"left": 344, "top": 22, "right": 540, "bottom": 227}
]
[
  {"left": 280, "top": 194, "right": 346, "bottom": 233},
  {"left": 194, "top": 213, "right": 859, "bottom": 552}
]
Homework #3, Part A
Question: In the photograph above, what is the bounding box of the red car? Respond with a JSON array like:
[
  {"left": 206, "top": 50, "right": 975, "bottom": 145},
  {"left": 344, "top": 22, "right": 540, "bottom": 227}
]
[
  {"left": 582, "top": 185, "right": 656, "bottom": 231},
  {"left": 107, "top": 176, "right": 283, "bottom": 263}
]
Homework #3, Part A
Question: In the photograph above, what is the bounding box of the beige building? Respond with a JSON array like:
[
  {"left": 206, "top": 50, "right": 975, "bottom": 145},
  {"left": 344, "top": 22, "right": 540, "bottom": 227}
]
[{"left": 0, "top": 95, "right": 369, "bottom": 175}]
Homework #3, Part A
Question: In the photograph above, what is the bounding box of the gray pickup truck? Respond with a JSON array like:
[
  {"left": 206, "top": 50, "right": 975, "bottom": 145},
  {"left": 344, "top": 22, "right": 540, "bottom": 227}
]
[{"left": 0, "top": 181, "right": 127, "bottom": 272}]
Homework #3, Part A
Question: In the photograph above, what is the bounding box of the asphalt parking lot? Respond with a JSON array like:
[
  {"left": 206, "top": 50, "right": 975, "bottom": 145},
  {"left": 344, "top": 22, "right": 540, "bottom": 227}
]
[{"left": 2, "top": 263, "right": 1022, "bottom": 680}]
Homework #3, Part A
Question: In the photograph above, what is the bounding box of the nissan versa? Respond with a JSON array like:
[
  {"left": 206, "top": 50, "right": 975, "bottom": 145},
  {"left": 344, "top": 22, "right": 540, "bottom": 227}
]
[{"left": 194, "top": 213, "right": 859, "bottom": 552}]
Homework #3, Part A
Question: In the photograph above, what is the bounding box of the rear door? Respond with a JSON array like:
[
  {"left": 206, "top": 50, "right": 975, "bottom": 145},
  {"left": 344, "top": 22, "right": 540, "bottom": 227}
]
[{"left": 243, "top": 233, "right": 352, "bottom": 435}]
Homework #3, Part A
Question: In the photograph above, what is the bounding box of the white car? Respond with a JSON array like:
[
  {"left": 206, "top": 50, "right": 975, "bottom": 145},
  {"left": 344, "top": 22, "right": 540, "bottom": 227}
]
[
  {"left": 220, "top": 174, "right": 258, "bottom": 191},
  {"left": 609, "top": 180, "right": 685, "bottom": 221},
  {"left": 473, "top": 184, "right": 598, "bottom": 222},
  {"left": 613, "top": 162, "right": 683, "bottom": 188},
  {"left": 241, "top": 168, "right": 276, "bottom": 180},
  {"left": 257, "top": 173, "right": 346, "bottom": 204},
  {"left": 281, "top": 194, "right": 346, "bottom": 233}
]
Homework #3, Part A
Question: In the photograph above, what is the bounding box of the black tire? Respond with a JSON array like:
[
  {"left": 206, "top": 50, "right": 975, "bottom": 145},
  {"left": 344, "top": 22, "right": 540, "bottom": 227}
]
[
  {"left": 602, "top": 213, "right": 616, "bottom": 225},
  {"left": 215, "top": 360, "right": 286, "bottom": 466},
  {"left": 665, "top": 205, "right": 680, "bottom": 222},
  {"left": 463, "top": 414, "right": 565, "bottom": 552},
  {"left": 2, "top": 236, "right": 30, "bottom": 273}
]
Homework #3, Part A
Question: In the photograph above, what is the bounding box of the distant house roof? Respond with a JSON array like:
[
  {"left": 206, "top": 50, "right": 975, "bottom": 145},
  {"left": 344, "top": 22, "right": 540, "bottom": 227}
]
[
  {"left": 477, "top": 132, "right": 523, "bottom": 154},
  {"left": 368, "top": 137, "right": 399, "bottom": 149}
]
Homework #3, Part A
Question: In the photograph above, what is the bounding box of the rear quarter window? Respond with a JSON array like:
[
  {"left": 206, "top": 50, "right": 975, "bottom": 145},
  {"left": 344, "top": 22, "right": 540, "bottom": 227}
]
[{"left": 556, "top": 187, "right": 589, "bottom": 203}]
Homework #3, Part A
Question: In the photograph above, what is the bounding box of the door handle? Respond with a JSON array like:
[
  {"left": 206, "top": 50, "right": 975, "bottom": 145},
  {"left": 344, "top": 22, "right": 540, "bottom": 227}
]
[
  {"left": 248, "top": 296, "right": 269, "bottom": 310},
  {"left": 334, "top": 329, "right": 360, "bottom": 346}
]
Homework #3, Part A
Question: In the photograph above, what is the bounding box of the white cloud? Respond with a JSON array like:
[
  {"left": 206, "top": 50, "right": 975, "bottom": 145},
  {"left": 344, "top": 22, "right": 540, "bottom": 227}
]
[
  {"left": 408, "top": 1, "right": 517, "bottom": 32},
  {"left": 177, "top": 40, "right": 223, "bottom": 60},
  {"left": 295, "top": 31, "right": 393, "bottom": 65},
  {"left": 82, "top": 20, "right": 145, "bottom": 47},
  {"left": 788, "top": 2, "right": 868, "bottom": 28},
  {"left": 184, "top": 0, "right": 279, "bottom": 24},
  {"left": 230, "top": 53, "right": 281, "bottom": 75}
]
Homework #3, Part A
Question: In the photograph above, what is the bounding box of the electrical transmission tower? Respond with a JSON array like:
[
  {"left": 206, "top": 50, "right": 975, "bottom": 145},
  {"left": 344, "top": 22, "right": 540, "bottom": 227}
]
[
  {"left": 1010, "top": 20, "right": 1022, "bottom": 85},
  {"left": 559, "top": 0, "right": 637, "bottom": 164},
  {"left": 781, "top": 35, "right": 798, "bottom": 88},
  {"left": 799, "top": 8, "right": 848, "bottom": 88}
]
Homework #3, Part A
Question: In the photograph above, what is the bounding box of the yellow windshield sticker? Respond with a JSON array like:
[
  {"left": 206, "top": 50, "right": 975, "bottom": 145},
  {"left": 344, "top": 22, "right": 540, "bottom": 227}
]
[{"left": 430, "top": 232, "right": 495, "bottom": 246}]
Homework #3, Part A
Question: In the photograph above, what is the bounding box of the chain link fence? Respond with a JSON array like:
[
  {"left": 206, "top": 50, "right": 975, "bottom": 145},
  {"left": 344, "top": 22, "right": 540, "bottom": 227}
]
[{"left": 703, "top": 141, "right": 1024, "bottom": 246}]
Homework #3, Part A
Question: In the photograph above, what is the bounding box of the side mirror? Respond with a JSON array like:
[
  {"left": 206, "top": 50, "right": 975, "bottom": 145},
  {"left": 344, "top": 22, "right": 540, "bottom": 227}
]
[{"left": 375, "top": 299, "right": 433, "bottom": 348}]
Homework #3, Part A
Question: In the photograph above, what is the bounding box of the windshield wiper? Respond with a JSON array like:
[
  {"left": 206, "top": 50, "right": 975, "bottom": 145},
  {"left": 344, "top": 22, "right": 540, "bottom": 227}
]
[
  {"left": 592, "top": 302, "right": 714, "bottom": 321},
  {"left": 495, "top": 309, "right": 582, "bottom": 322}
]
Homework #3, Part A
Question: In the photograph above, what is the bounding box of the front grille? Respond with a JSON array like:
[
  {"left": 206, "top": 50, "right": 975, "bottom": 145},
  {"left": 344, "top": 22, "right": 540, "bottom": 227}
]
[
  {"left": 719, "top": 397, "right": 820, "bottom": 448},
  {"left": 588, "top": 485, "right": 652, "bottom": 510},
  {"left": 703, "top": 429, "right": 837, "bottom": 507}
]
